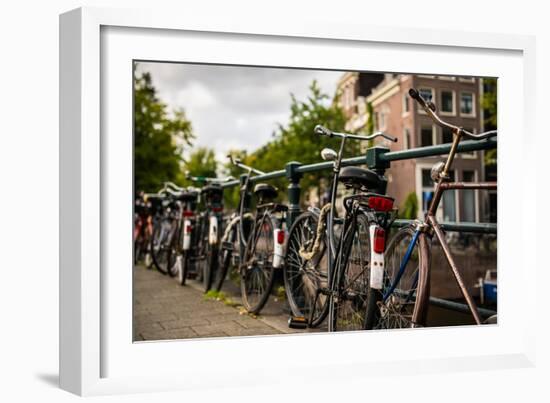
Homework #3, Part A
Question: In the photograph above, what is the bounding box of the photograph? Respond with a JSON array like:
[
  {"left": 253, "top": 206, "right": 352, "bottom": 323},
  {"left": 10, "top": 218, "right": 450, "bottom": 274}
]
[{"left": 132, "top": 62, "right": 498, "bottom": 341}]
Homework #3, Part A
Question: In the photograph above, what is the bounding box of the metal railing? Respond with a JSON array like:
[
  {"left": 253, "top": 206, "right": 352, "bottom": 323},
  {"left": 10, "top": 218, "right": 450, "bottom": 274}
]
[
  {"left": 221, "top": 136, "right": 497, "bottom": 235},
  {"left": 218, "top": 136, "right": 498, "bottom": 318}
]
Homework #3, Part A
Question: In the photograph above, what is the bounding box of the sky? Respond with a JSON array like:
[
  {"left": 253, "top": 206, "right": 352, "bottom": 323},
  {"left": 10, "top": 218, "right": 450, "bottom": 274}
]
[{"left": 135, "top": 62, "right": 344, "bottom": 162}]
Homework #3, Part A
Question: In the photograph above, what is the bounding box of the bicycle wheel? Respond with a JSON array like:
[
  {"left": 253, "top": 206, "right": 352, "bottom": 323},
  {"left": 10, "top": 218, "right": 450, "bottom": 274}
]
[
  {"left": 178, "top": 251, "right": 191, "bottom": 286},
  {"left": 195, "top": 217, "right": 205, "bottom": 283},
  {"left": 366, "top": 226, "right": 430, "bottom": 329},
  {"left": 143, "top": 220, "right": 154, "bottom": 269},
  {"left": 240, "top": 213, "right": 276, "bottom": 314},
  {"left": 215, "top": 219, "right": 238, "bottom": 292},
  {"left": 330, "top": 212, "right": 375, "bottom": 331},
  {"left": 284, "top": 211, "right": 329, "bottom": 328},
  {"left": 167, "top": 226, "right": 180, "bottom": 278},
  {"left": 151, "top": 217, "right": 176, "bottom": 275}
]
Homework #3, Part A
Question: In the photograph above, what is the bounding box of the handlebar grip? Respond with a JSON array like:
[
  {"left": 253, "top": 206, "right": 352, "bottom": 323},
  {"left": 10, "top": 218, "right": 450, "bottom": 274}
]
[
  {"left": 314, "top": 124, "right": 333, "bottom": 137},
  {"left": 408, "top": 88, "right": 423, "bottom": 104},
  {"left": 409, "top": 88, "right": 436, "bottom": 112}
]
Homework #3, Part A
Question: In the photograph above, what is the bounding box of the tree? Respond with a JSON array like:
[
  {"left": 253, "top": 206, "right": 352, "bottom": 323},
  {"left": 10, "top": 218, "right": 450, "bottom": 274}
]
[
  {"left": 399, "top": 191, "right": 419, "bottom": 219},
  {"left": 183, "top": 147, "right": 218, "bottom": 183},
  {"left": 226, "top": 80, "right": 358, "bottom": 207},
  {"left": 134, "top": 71, "right": 194, "bottom": 192},
  {"left": 481, "top": 78, "right": 497, "bottom": 169}
]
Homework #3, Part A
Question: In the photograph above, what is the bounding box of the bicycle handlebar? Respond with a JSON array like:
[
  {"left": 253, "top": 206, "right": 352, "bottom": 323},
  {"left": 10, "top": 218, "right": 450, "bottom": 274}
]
[
  {"left": 314, "top": 125, "right": 398, "bottom": 143},
  {"left": 163, "top": 181, "right": 185, "bottom": 191},
  {"left": 185, "top": 171, "right": 235, "bottom": 184},
  {"left": 408, "top": 88, "right": 497, "bottom": 140},
  {"left": 226, "top": 154, "right": 266, "bottom": 176}
]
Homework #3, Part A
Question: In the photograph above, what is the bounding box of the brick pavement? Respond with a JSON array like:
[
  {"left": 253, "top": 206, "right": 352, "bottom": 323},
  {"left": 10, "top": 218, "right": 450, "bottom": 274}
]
[{"left": 133, "top": 265, "right": 307, "bottom": 341}]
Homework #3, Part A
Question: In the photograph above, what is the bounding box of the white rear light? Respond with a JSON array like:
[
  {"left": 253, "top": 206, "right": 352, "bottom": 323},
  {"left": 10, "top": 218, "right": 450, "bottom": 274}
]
[
  {"left": 273, "top": 229, "right": 286, "bottom": 268},
  {"left": 182, "top": 219, "right": 192, "bottom": 250},
  {"left": 209, "top": 216, "right": 218, "bottom": 245},
  {"left": 369, "top": 224, "right": 385, "bottom": 290}
]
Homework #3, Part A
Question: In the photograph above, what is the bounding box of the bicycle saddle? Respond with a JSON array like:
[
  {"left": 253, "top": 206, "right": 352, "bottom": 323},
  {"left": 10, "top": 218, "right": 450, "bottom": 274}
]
[
  {"left": 175, "top": 189, "right": 199, "bottom": 202},
  {"left": 200, "top": 183, "right": 223, "bottom": 196},
  {"left": 253, "top": 183, "right": 278, "bottom": 200},
  {"left": 338, "top": 166, "right": 384, "bottom": 191}
]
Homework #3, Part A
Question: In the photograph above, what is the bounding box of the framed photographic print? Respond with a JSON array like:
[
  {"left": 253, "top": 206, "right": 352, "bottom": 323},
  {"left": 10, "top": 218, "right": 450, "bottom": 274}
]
[{"left": 60, "top": 6, "right": 536, "bottom": 396}]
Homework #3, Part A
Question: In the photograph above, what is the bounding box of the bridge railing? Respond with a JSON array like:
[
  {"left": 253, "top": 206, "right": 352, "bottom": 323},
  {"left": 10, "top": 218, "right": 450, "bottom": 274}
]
[
  {"left": 217, "top": 137, "right": 498, "bottom": 318},
  {"left": 221, "top": 137, "right": 497, "bottom": 235}
]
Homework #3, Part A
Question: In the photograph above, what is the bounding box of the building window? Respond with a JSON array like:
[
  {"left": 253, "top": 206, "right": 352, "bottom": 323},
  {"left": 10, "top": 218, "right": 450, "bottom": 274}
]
[
  {"left": 462, "top": 170, "right": 477, "bottom": 222},
  {"left": 439, "top": 76, "right": 456, "bottom": 81},
  {"left": 442, "top": 127, "right": 453, "bottom": 144},
  {"left": 459, "top": 76, "right": 475, "bottom": 83},
  {"left": 442, "top": 170, "right": 456, "bottom": 221},
  {"left": 440, "top": 90, "right": 455, "bottom": 115},
  {"left": 419, "top": 88, "right": 434, "bottom": 103},
  {"left": 420, "top": 125, "right": 434, "bottom": 147},
  {"left": 404, "top": 128, "right": 411, "bottom": 149},
  {"left": 421, "top": 169, "right": 435, "bottom": 214},
  {"left": 460, "top": 92, "right": 475, "bottom": 116},
  {"left": 379, "top": 111, "right": 386, "bottom": 131},
  {"left": 402, "top": 94, "right": 410, "bottom": 115}
]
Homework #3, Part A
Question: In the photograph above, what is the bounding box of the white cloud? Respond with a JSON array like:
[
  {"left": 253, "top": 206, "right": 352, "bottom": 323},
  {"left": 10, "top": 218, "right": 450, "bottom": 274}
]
[{"left": 135, "top": 62, "right": 344, "bottom": 164}]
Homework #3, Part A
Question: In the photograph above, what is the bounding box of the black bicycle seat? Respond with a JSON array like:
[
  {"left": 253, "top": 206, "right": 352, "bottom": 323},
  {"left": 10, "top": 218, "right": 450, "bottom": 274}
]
[{"left": 338, "top": 166, "right": 383, "bottom": 191}]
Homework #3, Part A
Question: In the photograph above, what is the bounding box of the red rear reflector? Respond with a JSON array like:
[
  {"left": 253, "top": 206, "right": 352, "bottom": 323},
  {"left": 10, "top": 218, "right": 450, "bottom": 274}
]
[
  {"left": 212, "top": 206, "right": 223, "bottom": 213},
  {"left": 368, "top": 196, "right": 394, "bottom": 212},
  {"left": 373, "top": 227, "right": 386, "bottom": 254},
  {"left": 183, "top": 210, "right": 194, "bottom": 217},
  {"left": 276, "top": 230, "right": 285, "bottom": 244}
]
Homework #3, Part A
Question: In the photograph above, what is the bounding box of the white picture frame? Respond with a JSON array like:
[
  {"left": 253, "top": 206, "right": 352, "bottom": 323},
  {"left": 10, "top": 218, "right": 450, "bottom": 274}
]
[{"left": 60, "top": 6, "right": 537, "bottom": 396}]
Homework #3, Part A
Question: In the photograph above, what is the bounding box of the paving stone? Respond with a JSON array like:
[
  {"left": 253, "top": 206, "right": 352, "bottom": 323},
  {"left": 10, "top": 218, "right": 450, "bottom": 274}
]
[
  {"left": 160, "top": 317, "right": 210, "bottom": 330},
  {"left": 133, "top": 265, "right": 304, "bottom": 341}
]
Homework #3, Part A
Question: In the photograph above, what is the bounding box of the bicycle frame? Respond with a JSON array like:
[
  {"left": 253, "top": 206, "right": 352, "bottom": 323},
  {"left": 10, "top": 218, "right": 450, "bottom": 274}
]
[
  {"left": 386, "top": 128, "right": 497, "bottom": 326},
  {"left": 310, "top": 129, "right": 396, "bottom": 331}
]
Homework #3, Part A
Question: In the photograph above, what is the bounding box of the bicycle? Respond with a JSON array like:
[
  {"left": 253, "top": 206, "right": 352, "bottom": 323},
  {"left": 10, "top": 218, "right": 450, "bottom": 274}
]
[
  {"left": 134, "top": 191, "right": 154, "bottom": 267},
  {"left": 285, "top": 125, "right": 397, "bottom": 331},
  {"left": 150, "top": 182, "right": 198, "bottom": 278},
  {"left": 215, "top": 156, "right": 288, "bottom": 314},
  {"left": 366, "top": 88, "right": 497, "bottom": 329},
  {"left": 185, "top": 172, "right": 233, "bottom": 292}
]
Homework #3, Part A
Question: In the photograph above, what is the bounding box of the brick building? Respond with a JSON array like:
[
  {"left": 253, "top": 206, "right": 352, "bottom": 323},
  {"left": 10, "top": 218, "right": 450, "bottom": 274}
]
[{"left": 336, "top": 72, "right": 492, "bottom": 223}]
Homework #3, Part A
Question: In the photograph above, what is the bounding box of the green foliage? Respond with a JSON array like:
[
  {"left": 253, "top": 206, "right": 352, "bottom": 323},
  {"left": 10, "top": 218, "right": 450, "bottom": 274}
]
[
  {"left": 481, "top": 78, "right": 497, "bottom": 130},
  {"left": 134, "top": 70, "right": 194, "bottom": 192},
  {"left": 400, "top": 191, "right": 419, "bottom": 219},
  {"left": 224, "top": 80, "right": 357, "bottom": 208},
  {"left": 183, "top": 147, "right": 218, "bottom": 185},
  {"left": 203, "top": 290, "right": 240, "bottom": 307},
  {"left": 481, "top": 78, "right": 497, "bottom": 167}
]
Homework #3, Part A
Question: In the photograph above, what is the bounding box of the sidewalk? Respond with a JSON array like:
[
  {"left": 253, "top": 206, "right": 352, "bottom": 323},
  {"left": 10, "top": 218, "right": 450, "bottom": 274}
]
[{"left": 133, "top": 265, "right": 309, "bottom": 341}]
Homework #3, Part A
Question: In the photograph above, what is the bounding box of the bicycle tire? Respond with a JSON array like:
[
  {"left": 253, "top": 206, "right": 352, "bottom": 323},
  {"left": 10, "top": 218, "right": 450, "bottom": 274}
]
[
  {"left": 178, "top": 251, "right": 190, "bottom": 286},
  {"left": 214, "top": 219, "right": 238, "bottom": 292},
  {"left": 329, "top": 212, "right": 376, "bottom": 332},
  {"left": 150, "top": 218, "right": 171, "bottom": 275},
  {"left": 167, "top": 227, "right": 180, "bottom": 278},
  {"left": 240, "top": 213, "right": 276, "bottom": 314},
  {"left": 365, "top": 225, "right": 430, "bottom": 329},
  {"left": 284, "top": 211, "right": 329, "bottom": 328}
]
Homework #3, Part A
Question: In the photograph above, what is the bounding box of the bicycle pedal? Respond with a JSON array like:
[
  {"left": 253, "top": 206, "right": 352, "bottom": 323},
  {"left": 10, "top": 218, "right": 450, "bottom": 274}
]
[{"left": 288, "top": 316, "right": 308, "bottom": 329}]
